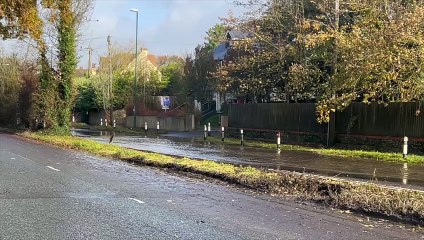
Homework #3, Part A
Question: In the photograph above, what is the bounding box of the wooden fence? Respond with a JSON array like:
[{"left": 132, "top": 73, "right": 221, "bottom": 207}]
[{"left": 228, "top": 102, "right": 424, "bottom": 142}]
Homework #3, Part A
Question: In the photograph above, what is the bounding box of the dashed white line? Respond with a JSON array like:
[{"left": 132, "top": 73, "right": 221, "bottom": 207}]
[
  {"left": 10, "top": 153, "right": 30, "bottom": 161},
  {"left": 46, "top": 166, "right": 61, "bottom": 172},
  {"left": 129, "top": 198, "right": 145, "bottom": 204}
]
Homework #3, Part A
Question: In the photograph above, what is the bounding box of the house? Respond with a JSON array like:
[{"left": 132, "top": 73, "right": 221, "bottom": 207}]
[
  {"left": 212, "top": 29, "right": 254, "bottom": 112},
  {"left": 213, "top": 29, "right": 254, "bottom": 61},
  {"left": 75, "top": 63, "right": 97, "bottom": 78},
  {"left": 98, "top": 49, "right": 162, "bottom": 81},
  {"left": 99, "top": 53, "right": 133, "bottom": 73},
  {"left": 125, "top": 49, "right": 162, "bottom": 81}
]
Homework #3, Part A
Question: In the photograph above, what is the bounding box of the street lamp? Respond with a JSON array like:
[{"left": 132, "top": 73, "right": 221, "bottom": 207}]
[{"left": 130, "top": 8, "right": 139, "bottom": 129}]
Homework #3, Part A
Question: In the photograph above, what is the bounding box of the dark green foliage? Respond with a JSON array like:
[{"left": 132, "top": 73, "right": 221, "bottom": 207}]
[
  {"left": 160, "top": 58, "right": 185, "bottom": 96},
  {"left": 204, "top": 23, "right": 228, "bottom": 51},
  {"left": 55, "top": 0, "right": 77, "bottom": 131},
  {"left": 112, "top": 72, "right": 133, "bottom": 109},
  {"left": 74, "top": 78, "right": 98, "bottom": 112}
]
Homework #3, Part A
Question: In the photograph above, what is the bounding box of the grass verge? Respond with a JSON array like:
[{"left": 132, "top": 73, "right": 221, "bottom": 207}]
[
  {"left": 19, "top": 131, "right": 424, "bottom": 224},
  {"left": 204, "top": 136, "right": 424, "bottom": 164}
]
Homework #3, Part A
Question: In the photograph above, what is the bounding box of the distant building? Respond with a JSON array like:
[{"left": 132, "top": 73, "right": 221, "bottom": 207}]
[
  {"left": 74, "top": 63, "right": 97, "bottom": 78},
  {"left": 98, "top": 49, "right": 165, "bottom": 79},
  {"left": 99, "top": 53, "right": 133, "bottom": 74},
  {"left": 125, "top": 49, "right": 162, "bottom": 81},
  {"left": 212, "top": 29, "right": 254, "bottom": 112},
  {"left": 76, "top": 49, "right": 164, "bottom": 80},
  {"left": 213, "top": 29, "right": 254, "bottom": 61}
]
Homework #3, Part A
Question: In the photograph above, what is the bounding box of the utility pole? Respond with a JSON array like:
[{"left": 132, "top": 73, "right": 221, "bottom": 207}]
[
  {"left": 87, "top": 46, "right": 92, "bottom": 78},
  {"left": 335, "top": 0, "right": 340, "bottom": 31},
  {"left": 83, "top": 46, "right": 93, "bottom": 78},
  {"left": 333, "top": 0, "right": 340, "bottom": 75},
  {"left": 107, "top": 35, "right": 114, "bottom": 125}
]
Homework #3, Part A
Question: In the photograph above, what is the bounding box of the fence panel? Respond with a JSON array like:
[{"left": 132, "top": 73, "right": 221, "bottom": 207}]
[
  {"left": 336, "top": 102, "right": 424, "bottom": 138},
  {"left": 228, "top": 103, "right": 327, "bottom": 133}
]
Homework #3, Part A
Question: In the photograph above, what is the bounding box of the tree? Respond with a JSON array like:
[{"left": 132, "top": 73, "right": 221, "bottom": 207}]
[
  {"left": 33, "top": 0, "right": 93, "bottom": 131},
  {"left": 74, "top": 77, "right": 98, "bottom": 114},
  {"left": 0, "top": 55, "right": 20, "bottom": 125},
  {"left": 214, "top": 0, "right": 424, "bottom": 121},
  {"left": 160, "top": 57, "right": 185, "bottom": 96},
  {"left": 112, "top": 72, "right": 133, "bottom": 110},
  {"left": 184, "top": 46, "right": 218, "bottom": 104},
  {"left": 0, "top": 0, "right": 43, "bottom": 41},
  {"left": 204, "top": 23, "right": 228, "bottom": 51},
  {"left": 0, "top": 0, "right": 93, "bottom": 131}
]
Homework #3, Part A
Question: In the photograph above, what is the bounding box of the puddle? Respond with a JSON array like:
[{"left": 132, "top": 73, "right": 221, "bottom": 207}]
[{"left": 72, "top": 129, "right": 424, "bottom": 188}]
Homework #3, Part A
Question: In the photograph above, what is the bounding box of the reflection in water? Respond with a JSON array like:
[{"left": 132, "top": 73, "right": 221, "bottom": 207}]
[
  {"left": 402, "top": 163, "right": 409, "bottom": 185},
  {"left": 72, "top": 129, "right": 424, "bottom": 188}
]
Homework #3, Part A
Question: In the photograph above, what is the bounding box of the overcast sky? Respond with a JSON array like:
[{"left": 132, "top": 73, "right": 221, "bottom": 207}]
[{"left": 77, "top": 0, "right": 242, "bottom": 68}]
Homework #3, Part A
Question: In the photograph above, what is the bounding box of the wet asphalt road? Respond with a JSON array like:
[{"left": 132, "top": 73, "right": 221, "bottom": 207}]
[{"left": 0, "top": 133, "right": 422, "bottom": 239}]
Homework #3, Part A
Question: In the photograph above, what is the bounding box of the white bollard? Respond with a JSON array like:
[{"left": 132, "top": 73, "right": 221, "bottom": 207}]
[
  {"left": 208, "top": 122, "right": 211, "bottom": 136},
  {"left": 240, "top": 129, "right": 244, "bottom": 145},
  {"left": 105, "top": 119, "right": 108, "bottom": 127},
  {"left": 221, "top": 126, "right": 225, "bottom": 141},
  {"left": 100, "top": 118, "right": 103, "bottom": 126},
  {"left": 113, "top": 120, "right": 116, "bottom": 128},
  {"left": 157, "top": 121, "right": 160, "bottom": 133},
  {"left": 72, "top": 115, "right": 75, "bottom": 123},
  {"left": 204, "top": 125, "right": 207, "bottom": 140},
  {"left": 144, "top": 122, "right": 148, "bottom": 133},
  {"left": 403, "top": 136, "right": 408, "bottom": 158},
  {"left": 277, "top": 132, "right": 281, "bottom": 149},
  {"left": 402, "top": 163, "right": 408, "bottom": 185}
]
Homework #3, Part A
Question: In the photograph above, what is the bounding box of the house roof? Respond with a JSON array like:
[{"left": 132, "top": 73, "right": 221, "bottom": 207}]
[
  {"left": 213, "top": 43, "right": 228, "bottom": 61},
  {"left": 213, "top": 29, "right": 254, "bottom": 61},
  {"left": 227, "top": 29, "right": 254, "bottom": 40}
]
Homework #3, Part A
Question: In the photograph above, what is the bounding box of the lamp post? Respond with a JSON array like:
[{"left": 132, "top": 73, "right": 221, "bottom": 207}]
[{"left": 130, "top": 8, "right": 139, "bottom": 129}]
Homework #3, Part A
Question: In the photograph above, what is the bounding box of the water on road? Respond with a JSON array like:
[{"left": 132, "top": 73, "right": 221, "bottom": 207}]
[
  {"left": 2, "top": 132, "right": 420, "bottom": 239},
  {"left": 72, "top": 129, "right": 424, "bottom": 188}
]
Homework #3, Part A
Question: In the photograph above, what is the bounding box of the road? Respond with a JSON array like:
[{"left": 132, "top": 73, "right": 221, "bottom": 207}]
[{"left": 0, "top": 133, "right": 421, "bottom": 239}]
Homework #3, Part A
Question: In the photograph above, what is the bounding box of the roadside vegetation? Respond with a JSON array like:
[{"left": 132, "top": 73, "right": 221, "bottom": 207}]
[
  {"left": 204, "top": 136, "right": 424, "bottom": 164},
  {"left": 19, "top": 132, "right": 424, "bottom": 224}
]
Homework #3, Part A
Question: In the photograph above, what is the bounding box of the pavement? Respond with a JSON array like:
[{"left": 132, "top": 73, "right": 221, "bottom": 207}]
[{"left": 0, "top": 133, "right": 422, "bottom": 239}]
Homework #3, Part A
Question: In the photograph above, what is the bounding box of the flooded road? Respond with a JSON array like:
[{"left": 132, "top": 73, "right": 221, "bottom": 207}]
[
  {"left": 3, "top": 132, "right": 420, "bottom": 239},
  {"left": 72, "top": 129, "right": 424, "bottom": 188}
]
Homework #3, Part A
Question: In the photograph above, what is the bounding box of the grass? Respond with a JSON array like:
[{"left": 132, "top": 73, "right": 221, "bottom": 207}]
[
  {"left": 71, "top": 122, "right": 91, "bottom": 129},
  {"left": 18, "top": 131, "right": 424, "bottom": 224},
  {"left": 204, "top": 136, "right": 424, "bottom": 164},
  {"left": 201, "top": 114, "right": 220, "bottom": 127}
]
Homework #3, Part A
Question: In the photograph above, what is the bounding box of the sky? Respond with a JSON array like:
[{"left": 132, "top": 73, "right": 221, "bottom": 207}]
[{"left": 77, "top": 0, "right": 243, "bottom": 68}]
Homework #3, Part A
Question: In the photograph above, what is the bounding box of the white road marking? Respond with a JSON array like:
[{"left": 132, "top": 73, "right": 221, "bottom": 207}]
[
  {"left": 10, "top": 153, "right": 30, "bottom": 161},
  {"left": 10, "top": 158, "right": 15, "bottom": 160},
  {"left": 129, "top": 198, "right": 145, "bottom": 204},
  {"left": 46, "top": 166, "right": 61, "bottom": 172}
]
